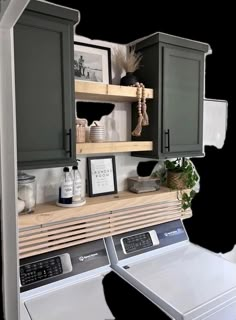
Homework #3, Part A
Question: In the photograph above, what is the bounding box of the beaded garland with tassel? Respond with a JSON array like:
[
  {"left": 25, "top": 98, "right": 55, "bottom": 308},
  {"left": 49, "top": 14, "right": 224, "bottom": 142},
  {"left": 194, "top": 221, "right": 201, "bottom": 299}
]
[{"left": 132, "top": 82, "right": 149, "bottom": 136}]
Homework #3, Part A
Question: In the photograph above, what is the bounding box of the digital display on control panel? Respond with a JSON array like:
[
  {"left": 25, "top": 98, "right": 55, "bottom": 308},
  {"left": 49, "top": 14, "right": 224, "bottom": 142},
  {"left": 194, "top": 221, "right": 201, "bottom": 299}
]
[
  {"left": 121, "top": 230, "right": 159, "bottom": 254},
  {"left": 20, "top": 256, "right": 63, "bottom": 286}
]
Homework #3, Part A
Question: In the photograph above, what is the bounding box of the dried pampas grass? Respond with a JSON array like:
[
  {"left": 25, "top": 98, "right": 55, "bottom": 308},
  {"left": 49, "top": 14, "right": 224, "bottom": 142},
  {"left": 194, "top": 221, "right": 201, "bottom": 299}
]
[{"left": 114, "top": 46, "right": 142, "bottom": 73}]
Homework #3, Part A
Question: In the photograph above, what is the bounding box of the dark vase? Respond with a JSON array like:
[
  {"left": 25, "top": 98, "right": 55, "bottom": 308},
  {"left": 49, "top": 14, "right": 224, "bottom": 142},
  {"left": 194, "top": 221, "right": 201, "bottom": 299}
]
[{"left": 120, "top": 72, "right": 137, "bottom": 86}]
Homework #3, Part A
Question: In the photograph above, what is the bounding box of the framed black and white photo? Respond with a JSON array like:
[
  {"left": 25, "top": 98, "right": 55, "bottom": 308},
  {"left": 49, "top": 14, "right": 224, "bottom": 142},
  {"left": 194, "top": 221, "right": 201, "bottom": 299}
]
[
  {"left": 87, "top": 156, "right": 117, "bottom": 197},
  {"left": 74, "top": 42, "right": 112, "bottom": 84}
]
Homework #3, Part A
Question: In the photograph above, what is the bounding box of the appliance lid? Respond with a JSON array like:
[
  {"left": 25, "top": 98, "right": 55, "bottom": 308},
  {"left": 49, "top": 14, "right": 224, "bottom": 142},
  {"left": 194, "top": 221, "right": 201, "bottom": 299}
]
[
  {"left": 125, "top": 243, "right": 236, "bottom": 319},
  {"left": 24, "top": 274, "right": 114, "bottom": 320}
]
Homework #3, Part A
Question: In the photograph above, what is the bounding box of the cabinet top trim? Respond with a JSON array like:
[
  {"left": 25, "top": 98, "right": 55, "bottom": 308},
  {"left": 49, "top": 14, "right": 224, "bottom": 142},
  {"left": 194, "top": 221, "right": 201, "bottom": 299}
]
[
  {"left": 27, "top": 0, "right": 79, "bottom": 23},
  {"left": 134, "top": 32, "right": 210, "bottom": 53}
]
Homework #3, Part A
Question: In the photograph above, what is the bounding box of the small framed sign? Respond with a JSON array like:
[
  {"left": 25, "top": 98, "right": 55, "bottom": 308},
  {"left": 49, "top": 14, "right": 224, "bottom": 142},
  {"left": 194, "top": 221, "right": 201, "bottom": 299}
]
[{"left": 87, "top": 156, "right": 117, "bottom": 197}]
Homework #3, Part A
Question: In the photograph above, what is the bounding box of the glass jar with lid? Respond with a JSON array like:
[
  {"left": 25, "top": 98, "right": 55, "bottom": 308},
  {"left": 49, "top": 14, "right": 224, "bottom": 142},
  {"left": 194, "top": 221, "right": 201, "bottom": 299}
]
[{"left": 18, "top": 171, "right": 36, "bottom": 213}]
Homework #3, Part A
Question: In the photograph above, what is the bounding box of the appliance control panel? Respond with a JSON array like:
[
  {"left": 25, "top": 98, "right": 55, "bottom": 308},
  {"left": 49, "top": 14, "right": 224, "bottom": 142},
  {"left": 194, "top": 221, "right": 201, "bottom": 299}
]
[
  {"left": 20, "top": 253, "right": 72, "bottom": 286},
  {"left": 121, "top": 230, "right": 159, "bottom": 254}
]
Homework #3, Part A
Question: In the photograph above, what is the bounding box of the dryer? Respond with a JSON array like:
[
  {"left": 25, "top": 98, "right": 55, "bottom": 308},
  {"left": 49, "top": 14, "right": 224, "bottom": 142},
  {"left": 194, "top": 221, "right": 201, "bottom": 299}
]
[
  {"left": 105, "top": 219, "right": 236, "bottom": 319},
  {"left": 20, "top": 239, "right": 114, "bottom": 320}
]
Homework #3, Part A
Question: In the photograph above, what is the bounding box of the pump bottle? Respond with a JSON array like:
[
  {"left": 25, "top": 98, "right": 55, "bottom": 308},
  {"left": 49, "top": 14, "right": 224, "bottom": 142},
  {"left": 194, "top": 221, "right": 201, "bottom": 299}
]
[
  {"left": 72, "top": 160, "right": 82, "bottom": 202},
  {"left": 59, "top": 167, "right": 73, "bottom": 204}
]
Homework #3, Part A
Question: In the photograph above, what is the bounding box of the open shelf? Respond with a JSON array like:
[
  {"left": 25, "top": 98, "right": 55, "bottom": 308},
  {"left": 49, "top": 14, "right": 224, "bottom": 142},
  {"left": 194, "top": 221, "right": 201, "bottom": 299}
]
[
  {"left": 75, "top": 80, "right": 154, "bottom": 102},
  {"left": 18, "top": 188, "right": 191, "bottom": 229},
  {"left": 76, "top": 141, "right": 153, "bottom": 154},
  {"left": 18, "top": 188, "right": 191, "bottom": 258}
]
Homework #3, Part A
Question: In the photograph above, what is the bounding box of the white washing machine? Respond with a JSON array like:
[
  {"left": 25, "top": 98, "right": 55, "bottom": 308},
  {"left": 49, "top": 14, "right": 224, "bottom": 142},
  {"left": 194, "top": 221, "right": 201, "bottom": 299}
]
[
  {"left": 20, "top": 239, "right": 114, "bottom": 320},
  {"left": 105, "top": 219, "right": 236, "bottom": 319}
]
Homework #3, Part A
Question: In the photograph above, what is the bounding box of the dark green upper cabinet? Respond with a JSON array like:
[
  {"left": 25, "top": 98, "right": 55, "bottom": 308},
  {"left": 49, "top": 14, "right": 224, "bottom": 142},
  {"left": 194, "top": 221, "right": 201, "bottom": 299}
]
[
  {"left": 14, "top": 1, "right": 79, "bottom": 169},
  {"left": 132, "top": 33, "right": 210, "bottom": 159}
]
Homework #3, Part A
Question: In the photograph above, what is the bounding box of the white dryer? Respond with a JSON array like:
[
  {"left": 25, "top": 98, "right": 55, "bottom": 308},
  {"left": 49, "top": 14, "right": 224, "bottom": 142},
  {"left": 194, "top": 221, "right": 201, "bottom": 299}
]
[
  {"left": 20, "top": 239, "right": 114, "bottom": 320},
  {"left": 105, "top": 219, "right": 236, "bottom": 320}
]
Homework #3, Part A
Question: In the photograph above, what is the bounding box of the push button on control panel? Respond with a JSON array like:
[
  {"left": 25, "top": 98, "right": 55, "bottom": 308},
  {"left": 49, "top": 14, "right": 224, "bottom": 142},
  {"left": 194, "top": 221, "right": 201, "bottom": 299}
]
[
  {"left": 20, "top": 256, "right": 63, "bottom": 286},
  {"left": 121, "top": 230, "right": 159, "bottom": 254},
  {"left": 123, "top": 233, "right": 153, "bottom": 253}
]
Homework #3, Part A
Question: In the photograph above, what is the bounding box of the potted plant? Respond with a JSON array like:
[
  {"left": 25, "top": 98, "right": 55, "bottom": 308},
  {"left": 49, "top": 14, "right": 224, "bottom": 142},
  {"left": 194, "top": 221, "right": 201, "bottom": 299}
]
[{"left": 165, "top": 158, "right": 199, "bottom": 211}]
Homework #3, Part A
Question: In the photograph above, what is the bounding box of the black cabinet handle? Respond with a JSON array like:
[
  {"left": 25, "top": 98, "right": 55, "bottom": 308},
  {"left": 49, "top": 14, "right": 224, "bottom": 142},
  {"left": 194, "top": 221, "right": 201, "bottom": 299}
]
[
  {"left": 66, "top": 129, "right": 72, "bottom": 158},
  {"left": 164, "top": 129, "right": 170, "bottom": 152}
]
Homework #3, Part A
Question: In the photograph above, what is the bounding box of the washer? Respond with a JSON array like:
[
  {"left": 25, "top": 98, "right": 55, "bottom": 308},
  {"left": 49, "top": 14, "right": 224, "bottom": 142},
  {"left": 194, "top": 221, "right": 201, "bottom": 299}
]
[
  {"left": 105, "top": 219, "right": 236, "bottom": 319},
  {"left": 20, "top": 239, "right": 114, "bottom": 320}
]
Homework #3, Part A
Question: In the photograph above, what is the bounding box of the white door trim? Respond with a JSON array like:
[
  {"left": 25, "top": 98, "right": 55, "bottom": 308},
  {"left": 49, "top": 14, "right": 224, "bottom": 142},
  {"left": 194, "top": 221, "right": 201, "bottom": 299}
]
[{"left": 0, "top": 1, "right": 30, "bottom": 320}]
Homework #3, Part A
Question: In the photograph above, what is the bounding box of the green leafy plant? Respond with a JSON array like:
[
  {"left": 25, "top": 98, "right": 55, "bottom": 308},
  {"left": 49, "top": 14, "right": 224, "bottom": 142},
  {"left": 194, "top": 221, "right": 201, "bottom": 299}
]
[
  {"left": 181, "top": 190, "right": 197, "bottom": 211},
  {"left": 165, "top": 158, "right": 199, "bottom": 211}
]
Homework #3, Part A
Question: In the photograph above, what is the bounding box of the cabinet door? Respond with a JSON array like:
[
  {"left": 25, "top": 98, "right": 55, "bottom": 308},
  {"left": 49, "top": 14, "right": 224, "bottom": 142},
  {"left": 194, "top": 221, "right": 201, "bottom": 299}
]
[
  {"left": 161, "top": 45, "right": 204, "bottom": 157},
  {"left": 14, "top": 11, "right": 75, "bottom": 169}
]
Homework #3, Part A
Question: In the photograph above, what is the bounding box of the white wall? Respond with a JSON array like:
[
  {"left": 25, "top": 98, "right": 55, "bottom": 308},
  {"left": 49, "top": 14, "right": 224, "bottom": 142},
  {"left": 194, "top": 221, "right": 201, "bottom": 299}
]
[{"left": 23, "top": 36, "right": 228, "bottom": 205}]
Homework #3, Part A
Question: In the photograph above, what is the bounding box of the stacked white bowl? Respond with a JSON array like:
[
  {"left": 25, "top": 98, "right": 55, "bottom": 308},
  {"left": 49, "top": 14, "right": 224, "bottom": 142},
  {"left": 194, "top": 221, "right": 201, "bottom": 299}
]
[{"left": 90, "top": 125, "right": 105, "bottom": 142}]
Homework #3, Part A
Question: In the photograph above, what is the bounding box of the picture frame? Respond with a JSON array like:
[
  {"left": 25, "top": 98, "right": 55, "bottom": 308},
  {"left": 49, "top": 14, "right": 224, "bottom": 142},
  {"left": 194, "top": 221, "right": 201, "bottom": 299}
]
[
  {"left": 87, "top": 156, "right": 117, "bottom": 197},
  {"left": 74, "top": 41, "right": 112, "bottom": 84}
]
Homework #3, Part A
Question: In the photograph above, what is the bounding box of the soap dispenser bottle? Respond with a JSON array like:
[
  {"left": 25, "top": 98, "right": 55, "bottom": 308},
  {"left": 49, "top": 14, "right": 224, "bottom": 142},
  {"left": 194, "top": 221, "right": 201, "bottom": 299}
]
[
  {"left": 72, "top": 160, "right": 82, "bottom": 203},
  {"left": 59, "top": 166, "right": 73, "bottom": 204}
]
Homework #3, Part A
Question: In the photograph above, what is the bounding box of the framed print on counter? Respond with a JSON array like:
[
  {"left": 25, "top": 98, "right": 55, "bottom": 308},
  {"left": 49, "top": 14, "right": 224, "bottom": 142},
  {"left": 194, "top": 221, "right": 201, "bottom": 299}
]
[
  {"left": 74, "top": 42, "right": 112, "bottom": 84},
  {"left": 87, "top": 156, "right": 117, "bottom": 197}
]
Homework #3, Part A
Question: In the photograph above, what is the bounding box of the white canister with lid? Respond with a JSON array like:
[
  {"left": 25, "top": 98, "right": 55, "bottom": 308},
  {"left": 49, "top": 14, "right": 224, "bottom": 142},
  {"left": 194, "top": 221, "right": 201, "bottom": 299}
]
[{"left": 18, "top": 171, "right": 36, "bottom": 213}]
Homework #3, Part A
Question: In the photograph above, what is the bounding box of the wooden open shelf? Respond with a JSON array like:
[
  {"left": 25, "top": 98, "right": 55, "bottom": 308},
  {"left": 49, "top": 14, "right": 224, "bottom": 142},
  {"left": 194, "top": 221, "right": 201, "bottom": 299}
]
[
  {"left": 18, "top": 188, "right": 190, "bottom": 230},
  {"left": 18, "top": 187, "right": 191, "bottom": 258},
  {"left": 75, "top": 80, "right": 154, "bottom": 102},
  {"left": 76, "top": 141, "right": 153, "bottom": 154}
]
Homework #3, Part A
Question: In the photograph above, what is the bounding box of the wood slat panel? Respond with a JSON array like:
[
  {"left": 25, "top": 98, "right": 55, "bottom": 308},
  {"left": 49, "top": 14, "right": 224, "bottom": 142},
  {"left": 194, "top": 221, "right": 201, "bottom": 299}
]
[
  {"left": 19, "top": 212, "right": 110, "bottom": 235},
  {"left": 110, "top": 206, "right": 181, "bottom": 222},
  {"left": 110, "top": 216, "right": 182, "bottom": 238},
  {"left": 110, "top": 210, "right": 181, "bottom": 227},
  {"left": 19, "top": 207, "right": 181, "bottom": 246},
  {"left": 18, "top": 189, "right": 192, "bottom": 258},
  {"left": 19, "top": 219, "right": 110, "bottom": 241},
  {"left": 111, "top": 200, "right": 180, "bottom": 216},
  {"left": 111, "top": 213, "right": 181, "bottom": 231},
  {"left": 19, "top": 223, "right": 110, "bottom": 247},
  {"left": 18, "top": 188, "right": 185, "bottom": 229},
  {"left": 20, "top": 233, "right": 112, "bottom": 259},
  {"left": 20, "top": 212, "right": 178, "bottom": 252},
  {"left": 20, "top": 227, "right": 112, "bottom": 253},
  {"left": 19, "top": 204, "right": 180, "bottom": 242},
  {"left": 20, "top": 213, "right": 190, "bottom": 259},
  {"left": 19, "top": 200, "right": 180, "bottom": 238}
]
